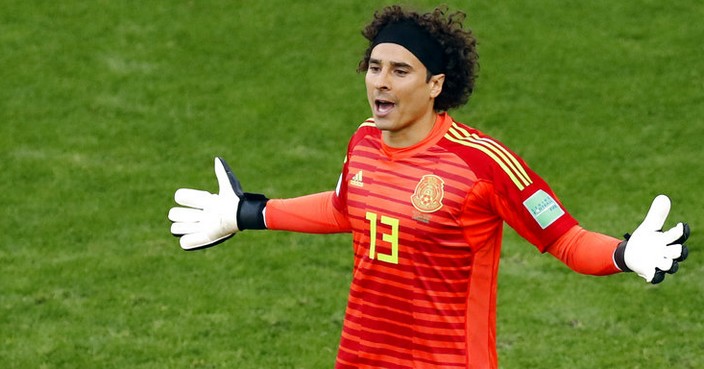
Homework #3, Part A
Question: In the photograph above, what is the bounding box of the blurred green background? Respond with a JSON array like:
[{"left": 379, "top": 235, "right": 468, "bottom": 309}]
[{"left": 1, "top": 1, "right": 702, "bottom": 368}]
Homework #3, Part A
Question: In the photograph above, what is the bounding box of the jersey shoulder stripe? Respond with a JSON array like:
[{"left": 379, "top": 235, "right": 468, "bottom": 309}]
[
  {"left": 358, "top": 118, "right": 376, "bottom": 129},
  {"left": 444, "top": 122, "right": 533, "bottom": 190},
  {"left": 348, "top": 119, "right": 380, "bottom": 149}
]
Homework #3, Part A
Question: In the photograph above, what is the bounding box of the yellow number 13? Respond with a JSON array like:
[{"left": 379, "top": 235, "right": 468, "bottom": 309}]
[{"left": 365, "top": 211, "right": 400, "bottom": 264}]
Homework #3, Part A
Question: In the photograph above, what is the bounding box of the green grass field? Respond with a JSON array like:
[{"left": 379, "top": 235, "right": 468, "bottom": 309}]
[{"left": 1, "top": 1, "right": 702, "bottom": 368}]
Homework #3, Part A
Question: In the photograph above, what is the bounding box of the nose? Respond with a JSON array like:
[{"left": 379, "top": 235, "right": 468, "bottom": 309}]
[{"left": 372, "top": 69, "right": 391, "bottom": 91}]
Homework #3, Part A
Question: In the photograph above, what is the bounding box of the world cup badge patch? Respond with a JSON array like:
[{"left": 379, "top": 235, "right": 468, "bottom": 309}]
[{"left": 411, "top": 175, "right": 445, "bottom": 213}]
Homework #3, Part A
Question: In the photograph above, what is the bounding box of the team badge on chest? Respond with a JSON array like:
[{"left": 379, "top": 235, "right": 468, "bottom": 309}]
[{"left": 411, "top": 174, "right": 445, "bottom": 213}]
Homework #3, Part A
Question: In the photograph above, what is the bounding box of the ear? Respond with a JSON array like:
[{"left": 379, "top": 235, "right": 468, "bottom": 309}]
[{"left": 429, "top": 74, "right": 445, "bottom": 99}]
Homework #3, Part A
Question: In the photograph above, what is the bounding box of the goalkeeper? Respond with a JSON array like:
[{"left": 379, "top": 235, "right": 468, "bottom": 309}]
[{"left": 168, "top": 5, "right": 690, "bottom": 369}]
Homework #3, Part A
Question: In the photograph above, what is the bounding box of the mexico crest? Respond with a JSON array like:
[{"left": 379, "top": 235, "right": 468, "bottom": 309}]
[{"left": 411, "top": 175, "right": 445, "bottom": 213}]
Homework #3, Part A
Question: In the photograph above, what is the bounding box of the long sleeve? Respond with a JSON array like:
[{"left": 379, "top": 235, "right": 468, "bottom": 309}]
[
  {"left": 545, "top": 225, "right": 622, "bottom": 275},
  {"left": 264, "top": 191, "right": 351, "bottom": 233}
]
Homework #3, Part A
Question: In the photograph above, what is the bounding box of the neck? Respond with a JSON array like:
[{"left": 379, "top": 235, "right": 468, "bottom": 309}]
[{"left": 382, "top": 111, "right": 438, "bottom": 148}]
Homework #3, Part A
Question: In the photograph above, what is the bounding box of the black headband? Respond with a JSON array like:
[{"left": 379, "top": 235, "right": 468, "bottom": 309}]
[{"left": 371, "top": 20, "right": 446, "bottom": 75}]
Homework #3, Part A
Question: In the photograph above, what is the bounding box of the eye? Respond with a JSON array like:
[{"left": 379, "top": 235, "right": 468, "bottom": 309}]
[
  {"left": 395, "top": 69, "right": 409, "bottom": 77},
  {"left": 368, "top": 65, "right": 381, "bottom": 73}
]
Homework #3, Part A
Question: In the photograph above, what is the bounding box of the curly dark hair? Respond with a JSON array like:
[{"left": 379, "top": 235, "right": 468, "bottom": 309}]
[{"left": 358, "top": 5, "right": 479, "bottom": 112}]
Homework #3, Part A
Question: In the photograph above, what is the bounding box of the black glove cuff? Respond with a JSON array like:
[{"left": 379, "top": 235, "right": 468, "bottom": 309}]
[
  {"left": 613, "top": 240, "right": 632, "bottom": 272},
  {"left": 237, "top": 193, "right": 269, "bottom": 230}
]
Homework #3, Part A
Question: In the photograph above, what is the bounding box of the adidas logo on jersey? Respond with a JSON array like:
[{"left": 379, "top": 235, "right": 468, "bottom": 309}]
[{"left": 350, "top": 171, "right": 364, "bottom": 187}]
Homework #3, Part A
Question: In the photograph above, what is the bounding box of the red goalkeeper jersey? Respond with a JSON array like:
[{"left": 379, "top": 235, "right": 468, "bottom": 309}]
[{"left": 330, "top": 112, "right": 577, "bottom": 369}]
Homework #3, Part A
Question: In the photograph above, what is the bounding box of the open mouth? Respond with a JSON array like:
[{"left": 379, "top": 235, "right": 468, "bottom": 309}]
[{"left": 375, "top": 99, "right": 396, "bottom": 116}]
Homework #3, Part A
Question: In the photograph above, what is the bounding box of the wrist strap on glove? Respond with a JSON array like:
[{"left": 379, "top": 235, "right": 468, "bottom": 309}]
[
  {"left": 238, "top": 193, "right": 269, "bottom": 230},
  {"left": 613, "top": 238, "right": 632, "bottom": 273}
]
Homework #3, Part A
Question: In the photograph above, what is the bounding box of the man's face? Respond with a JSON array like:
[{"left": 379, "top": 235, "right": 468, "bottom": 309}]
[{"left": 365, "top": 43, "right": 444, "bottom": 147}]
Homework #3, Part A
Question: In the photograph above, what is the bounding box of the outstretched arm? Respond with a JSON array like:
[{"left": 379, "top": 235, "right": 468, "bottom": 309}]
[
  {"left": 265, "top": 191, "right": 351, "bottom": 233},
  {"left": 168, "top": 157, "right": 350, "bottom": 251},
  {"left": 546, "top": 195, "right": 690, "bottom": 284},
  {"left": 546, "top": 226, "right": 621, "bottom": 276}
]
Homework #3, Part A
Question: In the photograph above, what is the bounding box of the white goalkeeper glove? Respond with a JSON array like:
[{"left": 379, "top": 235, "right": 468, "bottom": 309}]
[
  {"left": 168, "top": 157, "right": 269, "bottom": 251},
  {"left": 613, "top": 195, "right": 690, "bottom": 284}
]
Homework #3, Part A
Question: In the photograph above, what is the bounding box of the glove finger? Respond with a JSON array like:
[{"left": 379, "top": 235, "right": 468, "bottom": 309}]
[
  {"left": 170, "top": 221, "right": 204, "bottom": 235},
  {"left": 651, "top": 269, "right": 666, "bottom": 284},
  {"left": 662, "top": 223, "right": 685, "bottom": 245},
  {"left": 639, "top": 195, "right": 671, "bottom": 232},
  {"left": 179, "top": 232, "right": 213, "bottom": 250},
  {"left": 168, "top": 207, "right": 205, "bottom": 223},
  {"left": 637, "top": 268, "right": 656, "bottom": 283},
  {"left": 676, "top": 245, "right": 689, "bottom": 262},
  {"left": 670, "top": 223, "right": 690, "bottom": 245},
  {"left": 174, "top": 188, "right": 214, "bottom": 209},
  {"left": 656, "top": 256, "right": 674, "bottom": 272},
  {"left": 179, "top": 231, "right": 233, "bottom": 251},
  {"left": 663, "top": 243, "right": 684, "bottom": 260},
  {"left": 666, "top": 261, "right": 679, "bottom": 274},
  {"left": 215, "top": 157, "right": 244, "bottom": 197}
]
